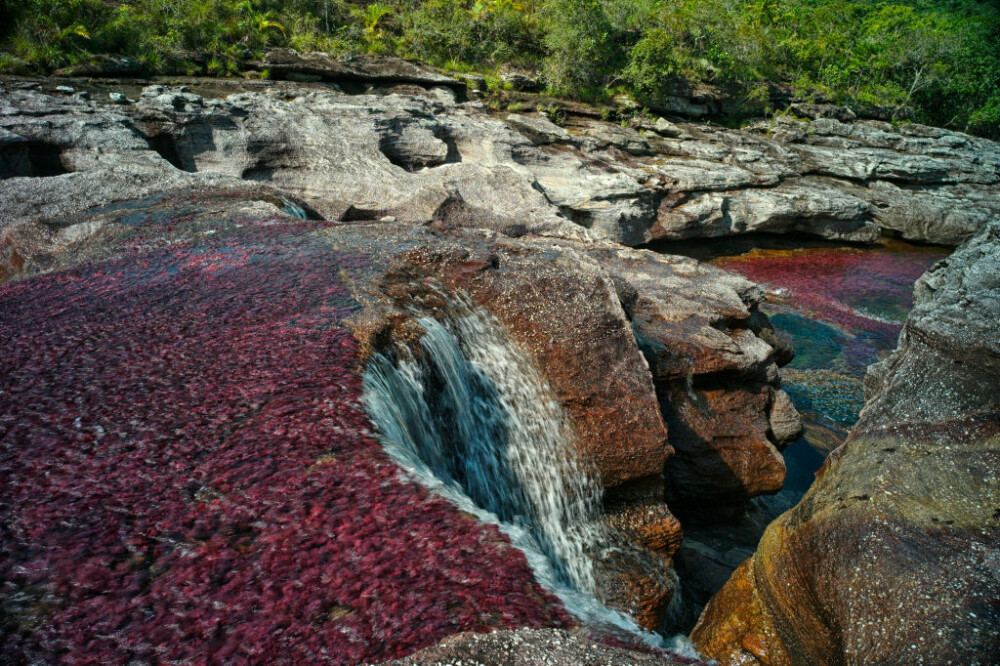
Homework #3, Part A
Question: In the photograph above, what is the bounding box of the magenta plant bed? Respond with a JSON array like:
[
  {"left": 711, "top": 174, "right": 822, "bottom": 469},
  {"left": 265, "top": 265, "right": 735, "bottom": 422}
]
[{"left": 0, "top": 231, "right": 569, "bottom": 663}]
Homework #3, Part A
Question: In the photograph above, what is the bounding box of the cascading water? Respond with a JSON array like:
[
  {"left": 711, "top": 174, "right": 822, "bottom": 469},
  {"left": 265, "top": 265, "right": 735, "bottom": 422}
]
[{"left": 362, "top": 296, "right": 665, "bottom": 645}]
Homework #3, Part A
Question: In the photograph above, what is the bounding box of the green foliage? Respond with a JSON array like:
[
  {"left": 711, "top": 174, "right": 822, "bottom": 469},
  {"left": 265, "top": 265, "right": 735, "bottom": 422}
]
[
  {"left": 541, "top": 0, "right": 626, "bottom": 98},
  {"left": 0, "top": 0, "right": 997, "bottom": 136}
]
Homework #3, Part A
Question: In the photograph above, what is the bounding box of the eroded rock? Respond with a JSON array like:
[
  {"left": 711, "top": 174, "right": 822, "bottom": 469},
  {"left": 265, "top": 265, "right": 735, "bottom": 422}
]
[{"left": 692, "top": 222, "right": 1000, "bottom": 664}]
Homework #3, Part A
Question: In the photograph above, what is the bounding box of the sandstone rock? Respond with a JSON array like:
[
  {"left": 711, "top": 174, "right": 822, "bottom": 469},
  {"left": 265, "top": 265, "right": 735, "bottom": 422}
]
[
  {"left": 5, "top": 74, "right": 996, "bottom": 250},
  {"left": 654, "top": 178, "right": 879, "bottom": 242},
  {"left": 506, "top": 113, "right": 571, "bottom": 145},
  {"left": 767, "top": 390, "right": 802, "bottom": 446},
  {"left": 581, "top": 247, "right": 801, "bottom": 504},
  {"left": 692, "top": 222, "right": 1000, "bottom": 664},
  {"left": 867, "top": 180, "right": 1000, "bottom": 246},
  {"left": 590, "top": 537, "right": 679, "bottom": 631},
  {"left": 501, "top": 71, "right": 543, "bottom": 92},
  {"left": 575, "top": 118, "right": 652, "bottom": 156},
  {"left": 337, "top": 227, "right": 672, "bottom": 490},
  {"left": 662, "top": 384, "right": 788, "bottom": 503},
  {"left": 654, "top": 117, "right": 682, "bottom": 137}
]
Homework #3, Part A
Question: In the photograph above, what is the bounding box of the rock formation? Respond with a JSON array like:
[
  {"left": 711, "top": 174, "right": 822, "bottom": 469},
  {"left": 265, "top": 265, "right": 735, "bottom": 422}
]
[
  {"left": 5, "top": 66, "right": 997, "bottom": 251},
  {"left": 692, "top": 221, "right": 1000, "bottom": 664},
  {"left": 2, "top": 54, "right": 999, "bottom": 661}
]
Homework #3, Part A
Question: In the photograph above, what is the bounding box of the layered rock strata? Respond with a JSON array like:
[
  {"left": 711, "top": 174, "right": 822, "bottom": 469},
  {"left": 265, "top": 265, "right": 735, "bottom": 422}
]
[
  {"left": 4, "top": 70, "right": 998, "bottom": 252},
  {"left": 692, "top": 222, "right": 1000, "bottom": 664}
]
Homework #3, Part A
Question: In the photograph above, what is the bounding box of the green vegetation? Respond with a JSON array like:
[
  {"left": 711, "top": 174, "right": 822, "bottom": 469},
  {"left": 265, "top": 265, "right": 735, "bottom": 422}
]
[{"left": 1, "top": 0, "right": 998, "bottom": 135}]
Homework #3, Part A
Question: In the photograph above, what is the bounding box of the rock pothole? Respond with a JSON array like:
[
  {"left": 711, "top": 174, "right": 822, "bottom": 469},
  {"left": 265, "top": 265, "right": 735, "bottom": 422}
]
[{"left": 0, "top": 139, "right": 71, "bottom": 179}]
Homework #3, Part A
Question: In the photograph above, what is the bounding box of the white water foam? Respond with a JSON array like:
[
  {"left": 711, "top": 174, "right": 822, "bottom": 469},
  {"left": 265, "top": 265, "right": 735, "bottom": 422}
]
[{"left": 362, "top": 300, "right": 666, "bottom": 647}]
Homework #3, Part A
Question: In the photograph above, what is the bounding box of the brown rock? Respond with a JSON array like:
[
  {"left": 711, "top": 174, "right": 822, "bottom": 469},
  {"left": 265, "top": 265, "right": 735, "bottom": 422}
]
[
  {"left": 663, "top": 384, "right": 787, "bottom": 503},
  {"left": 767, "top": 389, "right": 803, "bottom": 447},
  {"left": 347, "top": 228, "right": 672, "bottom": 489},
  {"left": 692, "top": 222, "right": 1000, "bottom": 665},
  {"left": 591, "top": 537, "right": 679, "bottom": 631},
  {"left": 581, "top": 246, "right": 799, "bottom": 503},
  {"left": 604, "top": 478, "right": 684, "bottom": 558}
]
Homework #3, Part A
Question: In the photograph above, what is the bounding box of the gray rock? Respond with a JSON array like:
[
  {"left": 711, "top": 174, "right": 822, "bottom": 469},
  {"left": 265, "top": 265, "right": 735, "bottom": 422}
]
[
  {"left": 862, "top": 221, "right": 1000, "bottom": 428},
  {"left": 654, "top": 116, "right": 682, "bottom": 137},
  {"left": 260, "top": 48, "right": 465, "bottom": 92},
  {"left": 787, "top": 103, "right": 857, "bottom": 122},
  {"left": 506, "top": 113, "right": 571, "bottom": 145},
  {"left": 383, "top": 628, "right": 689, "bottom": 665},
  {"left": 500, "top": 71, "right": 542, "bottom": 92},
  {"left": 55, "top": 86, "right": 75, "bottom": 94},
  {"left": 2, "top": 69, "right": 997, "bottom": 251},
  {"left": 655, "top": 177, "right": 879, "bottom": 242},
  {"left": 694, "top": 221, "right": 1000, "bottom": 665},
  {"left": 108, "top": 92, "right": 130, "bottom": 104},
  {"left": 576, "top": 119, "right": 652, "bottom": 156}
]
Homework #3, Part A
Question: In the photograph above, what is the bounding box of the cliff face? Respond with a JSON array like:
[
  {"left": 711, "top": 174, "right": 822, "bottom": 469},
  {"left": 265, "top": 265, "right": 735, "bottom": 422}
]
[
  {"left": 692, "top": 222, "right": 1000, "bottom": 664},
  {"left": 1, "top": 55, "right": 999, "bottom": 661}
]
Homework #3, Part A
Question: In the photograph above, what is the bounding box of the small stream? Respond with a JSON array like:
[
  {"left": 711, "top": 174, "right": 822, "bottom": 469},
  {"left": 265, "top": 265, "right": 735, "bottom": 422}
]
[
  {"left": 690, "top": 236, "right": 949, "bottom": 473},
  {"left": 650, "top": 234, "right": 950, "bottom": 627}
]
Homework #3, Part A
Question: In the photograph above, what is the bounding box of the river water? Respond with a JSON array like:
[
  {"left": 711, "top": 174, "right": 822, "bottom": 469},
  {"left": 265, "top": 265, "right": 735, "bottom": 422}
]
[{"left": 655, "top": 235, "right": 950, "bottom": 502}]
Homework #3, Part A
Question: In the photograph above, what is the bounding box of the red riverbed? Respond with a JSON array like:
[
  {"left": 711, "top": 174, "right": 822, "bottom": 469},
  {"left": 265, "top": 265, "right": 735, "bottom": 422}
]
[{"left": 0, "top": 225, "right": 569, "bottom": 663}]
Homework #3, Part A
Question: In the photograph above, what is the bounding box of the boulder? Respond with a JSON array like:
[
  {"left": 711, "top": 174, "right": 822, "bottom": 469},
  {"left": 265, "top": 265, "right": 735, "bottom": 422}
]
[
  {"left": 787, "top": 103, "right": 856, "bottom": 123},
  {"left": 506, "top": 113, "right": 572, "bottom": 145},
  {"left": 653, "top": 178, "right": 879, "bottom": 243},
  {"left": 500, "top": 71, "right": 543, "bottom": 92},
  {"left": 582, "top": 247, "right": 801, "bottom": 503}
]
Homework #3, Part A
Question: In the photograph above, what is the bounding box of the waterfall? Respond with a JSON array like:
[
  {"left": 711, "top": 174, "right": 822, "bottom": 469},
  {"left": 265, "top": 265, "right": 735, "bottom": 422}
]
[{"left": 362, "top": 297, "right": 662, "bottom": 643}]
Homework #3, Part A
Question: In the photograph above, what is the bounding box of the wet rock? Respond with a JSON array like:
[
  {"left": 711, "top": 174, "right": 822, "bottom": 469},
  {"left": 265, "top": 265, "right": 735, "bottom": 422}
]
[
  {"left": 384, "top": 628, "right": 693, "bottom": 665},
  {"left": 662, "top": 384, "right": 788, "bottom": 502},
  {"left": 692, "top": 221, "right": 1000, "bottom": 664},
  {"left": 338, "top": 227, "right": 671, "bottom": 490},
  {"left": 108, "top": 92, "right": 130, "bottom": 104},
  {"left": 585, "top": 246, "right": 800, "bottom": 503},
  {"left": 591, "top": 537, "right": 679, "bottom": 630},
  {"left": 604, "top": 480, "right": 684, "bottom": 559}
]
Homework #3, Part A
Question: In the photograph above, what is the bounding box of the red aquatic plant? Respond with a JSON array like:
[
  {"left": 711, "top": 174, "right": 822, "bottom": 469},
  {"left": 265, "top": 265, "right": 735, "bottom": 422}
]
[{"left": 0, "top": 226, "right": 570, "bottom": 664}]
